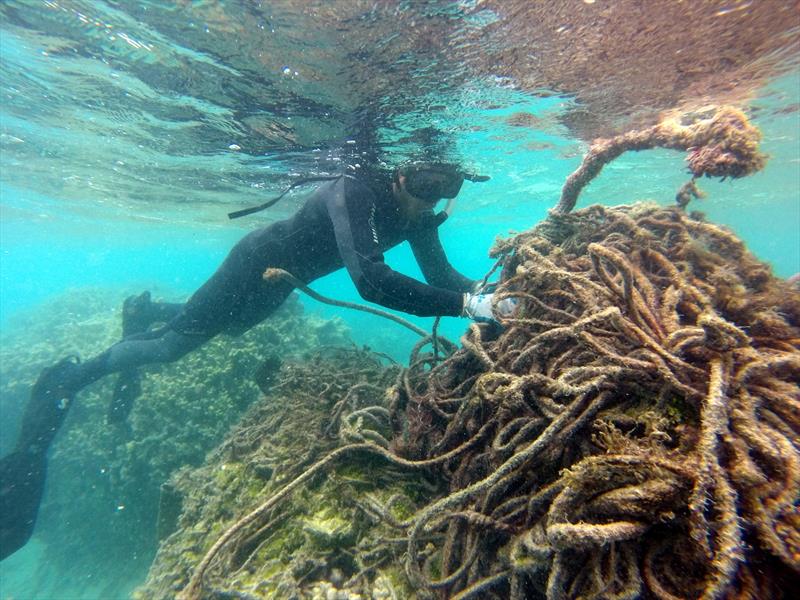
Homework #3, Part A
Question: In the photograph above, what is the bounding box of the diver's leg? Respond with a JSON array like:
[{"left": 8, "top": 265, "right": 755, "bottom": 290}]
[
  {"left": 0, "top": 328, "right": 206, "bottom": 560},
  {"left": 100, "top": 328, "right": 207, "bottom": 372},
  {"left": 46, "top": 327, "right": 208, "bottom": 406},
  {"left": 114, "top": 294, "right": 185, "bottom": 423}
]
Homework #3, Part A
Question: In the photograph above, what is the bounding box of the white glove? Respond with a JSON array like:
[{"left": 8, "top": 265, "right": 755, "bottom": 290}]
[{"left": 462, "top": 292, "right": 518, "bottom": 323}]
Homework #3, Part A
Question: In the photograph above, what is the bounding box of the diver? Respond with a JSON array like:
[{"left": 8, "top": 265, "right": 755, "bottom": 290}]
[{"left": 0, "top": 161, "right": 516, "bottom": 560}]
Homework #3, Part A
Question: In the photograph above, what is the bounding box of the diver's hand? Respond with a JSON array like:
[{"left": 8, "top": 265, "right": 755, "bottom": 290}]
[{"left": 462, "top": 292, "right": 517, "bottom": 323}]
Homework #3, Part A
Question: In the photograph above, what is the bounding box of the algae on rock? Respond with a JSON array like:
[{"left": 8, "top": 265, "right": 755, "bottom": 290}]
[{"left": 136, "top": 347, "right": 426, "bottom": 599}]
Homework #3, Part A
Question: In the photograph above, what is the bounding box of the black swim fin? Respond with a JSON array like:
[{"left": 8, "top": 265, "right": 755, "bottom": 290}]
[
  {"left": 0, "top": 449, "right": 47, "bottom": 560},
  {"left": 0, "top": 356, "right": 80, "bottom": 560}
]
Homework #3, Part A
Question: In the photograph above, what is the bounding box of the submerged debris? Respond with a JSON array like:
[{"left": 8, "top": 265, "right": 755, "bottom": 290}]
[
  {"left": 675, "top": 178, "right": 706, "bottom": 210},
  {"left": 140, "top": 203, "right": 799, "bottom": 600},
  {"left": 398, "top": 203, "right": 799, "bottom": 599}
]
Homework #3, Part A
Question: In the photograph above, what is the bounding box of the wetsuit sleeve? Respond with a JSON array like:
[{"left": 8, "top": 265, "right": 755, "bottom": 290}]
[
  {"left": 407, "top": 225, "right": 476, "bottom": 293},
  {"left": 325, "top": 177, "right": 464, "bottom": 317}
]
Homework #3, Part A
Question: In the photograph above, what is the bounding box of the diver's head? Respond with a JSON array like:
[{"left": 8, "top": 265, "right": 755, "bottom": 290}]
[{"left": 393, "top": 161, "right": 489, "bottom": 207}]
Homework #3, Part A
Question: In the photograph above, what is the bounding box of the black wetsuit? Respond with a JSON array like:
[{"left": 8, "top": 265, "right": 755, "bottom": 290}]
[
  {"left": 171, "top": 174, "right": 471, "bottom": 337},
  {"left": 38, "top": 173, "right": 474, "bottom": 391}
]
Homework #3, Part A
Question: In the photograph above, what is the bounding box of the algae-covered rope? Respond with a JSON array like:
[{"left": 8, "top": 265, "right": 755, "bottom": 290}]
[
  {"left": 398, "top": 203, "right": 799, "bottom": 598},
  {"left": 264, "top": 268, "right": 428, "bottom": 337},
  {"left": 552, "top": 106, "right": 766, "bottom": 214},
  {"left": 178, "top": 443, "right": 376, "bottom": 600},
  {"left": 177, "top": 200, "right": 798, "bottom": 600}
]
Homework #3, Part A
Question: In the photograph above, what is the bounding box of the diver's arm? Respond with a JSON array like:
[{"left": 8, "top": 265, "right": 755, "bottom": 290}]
[
  {"left": 325, "top": 178, "right": 464, "bottom": 317},
  {"left": 408, "top": 225, "right": 476, "bottom": 293}
]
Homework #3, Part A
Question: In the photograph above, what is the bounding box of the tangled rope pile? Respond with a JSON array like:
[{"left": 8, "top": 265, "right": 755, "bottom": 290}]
[
  {"left": 179, "top": 203, "right": 798, "bottom": 600},
  {"left": 173, "top": 347, "right": 404, "bottom": 600},
  {"left": 395, "top": 203, "right": 799, "bottom": 599}
]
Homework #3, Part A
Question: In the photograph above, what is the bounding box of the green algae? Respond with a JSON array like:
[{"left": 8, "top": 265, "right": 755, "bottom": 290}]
[{"left": 302, "top": 508, "right": 356, "bottom": 551}]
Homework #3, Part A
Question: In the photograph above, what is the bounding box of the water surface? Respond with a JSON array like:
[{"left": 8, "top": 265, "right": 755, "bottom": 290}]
[{"left": 1, "top": 2, "right": 798, "bottom": 598}]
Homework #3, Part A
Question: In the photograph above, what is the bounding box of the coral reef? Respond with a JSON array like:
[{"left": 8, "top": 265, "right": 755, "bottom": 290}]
[
  {"left": 553, "top": 106, "right": 767, "bottom": 215},
  {"left": 0, "top": 289, "right": 350, "bottom": 596},
  {"left": 140, "top": 203, "right": 799, "bottom": 600}
]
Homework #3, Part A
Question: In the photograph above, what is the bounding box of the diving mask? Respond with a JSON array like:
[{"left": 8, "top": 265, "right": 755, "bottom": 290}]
[{"left": 401, "top": 162, "right": 490, "bottom": 203}]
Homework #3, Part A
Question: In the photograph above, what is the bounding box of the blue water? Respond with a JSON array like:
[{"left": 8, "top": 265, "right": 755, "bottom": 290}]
[
  {"left": 1, "top": 2, "right": 799, "bottom": 599},
  {"left": 4, "top": 95, "right": 798, "bottom": 351}
]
